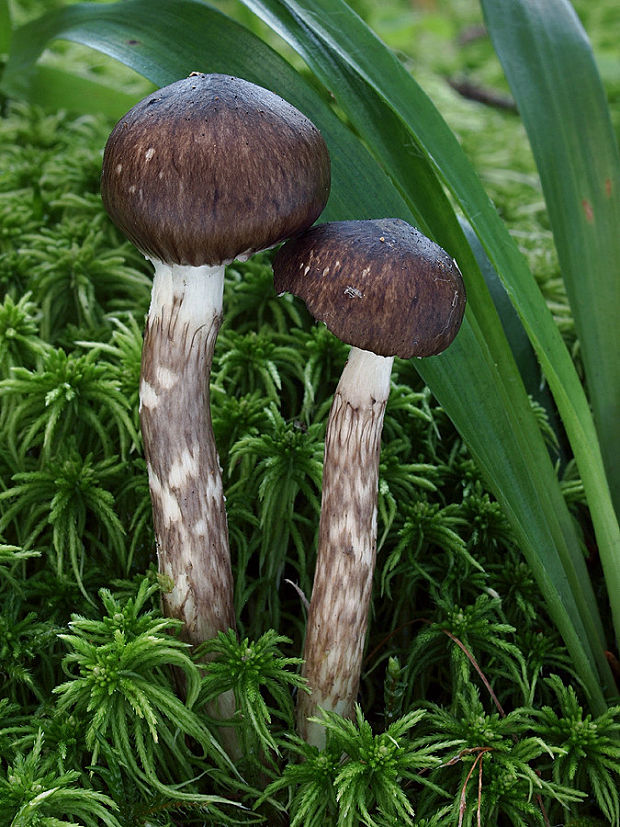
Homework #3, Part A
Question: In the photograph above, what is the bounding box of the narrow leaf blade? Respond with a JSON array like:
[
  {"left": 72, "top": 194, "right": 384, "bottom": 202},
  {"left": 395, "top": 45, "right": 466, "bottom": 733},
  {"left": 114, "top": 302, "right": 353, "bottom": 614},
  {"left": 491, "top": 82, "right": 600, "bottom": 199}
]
[
  {"left": 240, "top": 0, "right": 618, "bottom": 697},
  {"left": 482, "top": 0, "right": 620, "bottom": 642}
]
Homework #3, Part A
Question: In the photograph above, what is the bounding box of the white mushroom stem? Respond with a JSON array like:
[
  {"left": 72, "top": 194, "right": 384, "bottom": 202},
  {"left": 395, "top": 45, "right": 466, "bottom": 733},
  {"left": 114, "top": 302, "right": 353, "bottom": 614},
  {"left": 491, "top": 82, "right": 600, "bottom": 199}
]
[
  {"left": 139, "top": 260, "right": 236, "bottom": 644},
  {"left": 297, "top": 346, "right": 394, "bottom": 748}
]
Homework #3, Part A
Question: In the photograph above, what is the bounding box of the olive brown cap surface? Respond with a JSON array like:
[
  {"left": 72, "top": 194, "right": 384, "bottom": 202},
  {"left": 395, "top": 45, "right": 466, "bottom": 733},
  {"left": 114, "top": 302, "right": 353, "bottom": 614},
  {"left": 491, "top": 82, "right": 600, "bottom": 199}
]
[
  {"left": 273, "top": 218, "right": 465, "bottom": 358},
  {"left": 101, "top": 73, "right": 331, "bottom": 266}
]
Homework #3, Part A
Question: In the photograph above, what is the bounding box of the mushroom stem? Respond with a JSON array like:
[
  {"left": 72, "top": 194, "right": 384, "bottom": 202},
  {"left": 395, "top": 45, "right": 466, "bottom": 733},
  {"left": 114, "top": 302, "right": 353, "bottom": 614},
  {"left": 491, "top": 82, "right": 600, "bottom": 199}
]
[
  {"left": 139, "top": 260, "right": 236, "bottom": 643},
  {"left": 297, "top": 346, "right": 394, "bottom": 747}
]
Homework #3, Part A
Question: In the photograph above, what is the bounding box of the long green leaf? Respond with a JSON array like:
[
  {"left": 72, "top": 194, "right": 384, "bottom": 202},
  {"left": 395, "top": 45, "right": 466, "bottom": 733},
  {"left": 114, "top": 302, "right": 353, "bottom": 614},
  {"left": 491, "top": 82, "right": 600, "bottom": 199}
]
[
  {"left": 482, "top": 0, "right": 620, "bottom": 642},
  {"left": 482, "top": 0, "right": 620, "bottom": 514},
  {"left": 15, "top": 64, "right": 148, "bottom": 118},
  {"left": 2, "top": 0, "right": 614, "bottom": 709},
  {"left": 238, "top": 0, "right": 619, "bottom": 690},
  {"left": 0, "top": 2, "right": 413, "bottom": 224},
  {"left": 0, "top": 0, "right": 10, "bottom": 55}
]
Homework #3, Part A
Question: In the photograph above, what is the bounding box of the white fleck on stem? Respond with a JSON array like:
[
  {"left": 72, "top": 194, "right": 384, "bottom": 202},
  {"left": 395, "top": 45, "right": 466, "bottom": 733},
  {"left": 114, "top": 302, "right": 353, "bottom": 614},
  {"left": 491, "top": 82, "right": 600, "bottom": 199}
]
[{"left": 297, "top": 346, "right": 394, "bottom": 748}]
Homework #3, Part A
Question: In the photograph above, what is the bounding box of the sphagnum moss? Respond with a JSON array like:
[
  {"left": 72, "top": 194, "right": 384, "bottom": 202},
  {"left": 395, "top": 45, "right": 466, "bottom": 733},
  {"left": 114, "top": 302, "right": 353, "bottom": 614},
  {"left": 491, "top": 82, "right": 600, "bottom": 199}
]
[{"left": 1, "top": 2, "right": 619, "bottom": 821}]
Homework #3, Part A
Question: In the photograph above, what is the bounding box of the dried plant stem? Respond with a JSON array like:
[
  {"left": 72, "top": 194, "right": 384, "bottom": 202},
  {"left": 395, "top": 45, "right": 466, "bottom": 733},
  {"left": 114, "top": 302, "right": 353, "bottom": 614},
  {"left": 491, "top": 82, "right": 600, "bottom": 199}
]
[{"left": 298, "top": 348, "right": 393, "bottom": 747}]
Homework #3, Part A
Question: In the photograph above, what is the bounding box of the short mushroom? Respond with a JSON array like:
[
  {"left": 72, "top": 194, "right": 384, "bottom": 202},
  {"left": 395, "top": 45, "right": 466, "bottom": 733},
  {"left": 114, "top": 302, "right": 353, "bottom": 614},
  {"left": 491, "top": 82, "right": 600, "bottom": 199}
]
[
  {"left": 101, "top": 73, "right": 330, "bottom": 660},
  {"left": 273, "top": 218, "right": 465, "bottom": 747}
]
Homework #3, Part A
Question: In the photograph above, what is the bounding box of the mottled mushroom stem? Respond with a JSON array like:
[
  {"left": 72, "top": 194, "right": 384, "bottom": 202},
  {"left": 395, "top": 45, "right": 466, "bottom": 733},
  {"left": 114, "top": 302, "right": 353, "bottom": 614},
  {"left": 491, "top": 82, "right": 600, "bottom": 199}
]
[
  {"left": 298, "top": 346, "right": 394, "bottom": 748},
  {"left": 140, "top": 260, "right": 235, "bottom": 644},
  {"left": 140, "top": 262, "right": 236, "bottom": 725}
]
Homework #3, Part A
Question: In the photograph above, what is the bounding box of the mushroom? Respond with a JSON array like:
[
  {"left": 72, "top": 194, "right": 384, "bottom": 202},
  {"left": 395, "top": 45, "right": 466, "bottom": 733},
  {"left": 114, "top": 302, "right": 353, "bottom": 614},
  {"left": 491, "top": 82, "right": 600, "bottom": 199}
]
[
  {"left": 100, "top": 74, "right": 330, "bottom": 659},
  {"left": 273, "top": 218, "right": 465, "bottom": 747}
]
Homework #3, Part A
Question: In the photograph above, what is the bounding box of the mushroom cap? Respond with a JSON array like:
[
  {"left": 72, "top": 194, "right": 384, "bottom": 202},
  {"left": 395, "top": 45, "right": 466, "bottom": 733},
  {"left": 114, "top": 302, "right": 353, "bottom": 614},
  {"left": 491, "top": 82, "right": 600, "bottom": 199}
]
[
  {"left": 101, "top": 73, "right": 331, "bottom": 266},
  {"left": 273, "top": 218, "right": 466, "bottom": 358}
]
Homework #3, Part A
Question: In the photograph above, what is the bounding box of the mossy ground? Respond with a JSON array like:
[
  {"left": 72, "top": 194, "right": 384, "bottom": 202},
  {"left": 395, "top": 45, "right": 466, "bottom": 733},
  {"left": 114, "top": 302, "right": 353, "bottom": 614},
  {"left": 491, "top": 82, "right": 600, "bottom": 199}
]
[{"left": 0, "top": 0, "right": 619, "bottom": 824}]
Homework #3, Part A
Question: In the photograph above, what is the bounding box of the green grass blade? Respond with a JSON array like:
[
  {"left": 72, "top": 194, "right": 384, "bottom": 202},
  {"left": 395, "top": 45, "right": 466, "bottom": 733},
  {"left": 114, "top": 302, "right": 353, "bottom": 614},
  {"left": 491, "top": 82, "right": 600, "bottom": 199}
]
[
  {"left": 0, "top": 1, "right": 414, "bottom": 225},
  {"left": 0, "top": 0, "right": 11, "bottom": 56},
  {"left": 14, "top": 64, "right": 146, "bottom": 118},
  {"left": 481, "top": 0, "right": 620, "bottom": 655},
  {"left": 238, "top": 0, "right": 619, "bottom": 685},
  {"left": 236, "top": 2, "right": 620, "bottom": 591},
  {"left": 2, "top": 0, "right": 614, "bottom": 709},
  {"left": 482, "top": 0, "right": 620, "bottom": 519}
]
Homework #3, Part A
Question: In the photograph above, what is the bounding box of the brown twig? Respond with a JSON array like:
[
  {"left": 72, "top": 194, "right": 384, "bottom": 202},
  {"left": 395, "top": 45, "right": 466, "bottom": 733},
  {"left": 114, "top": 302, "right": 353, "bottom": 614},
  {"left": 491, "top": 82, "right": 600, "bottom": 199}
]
[
  {"left": 447, "top": 76, "right": 517, "bottom": 112},
  {"left": 365, "top": 618, "right": 505, "bottom": 717},
  {"left": 449, "top": 746, "right": 493, "bottom": 827},
  {"left": 440, "top": 627, "right": 506, "bottom": 717}
]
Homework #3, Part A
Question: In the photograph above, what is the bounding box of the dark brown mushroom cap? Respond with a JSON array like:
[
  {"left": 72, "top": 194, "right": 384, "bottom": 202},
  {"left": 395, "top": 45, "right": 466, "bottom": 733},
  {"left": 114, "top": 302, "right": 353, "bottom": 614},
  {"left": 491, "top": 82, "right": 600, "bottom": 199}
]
[
  {"left": 101, "top": 73, "right": 331, "bottom": 266},
  {"left": 273, "top": 218, "right": 466, "bottom": 358}
]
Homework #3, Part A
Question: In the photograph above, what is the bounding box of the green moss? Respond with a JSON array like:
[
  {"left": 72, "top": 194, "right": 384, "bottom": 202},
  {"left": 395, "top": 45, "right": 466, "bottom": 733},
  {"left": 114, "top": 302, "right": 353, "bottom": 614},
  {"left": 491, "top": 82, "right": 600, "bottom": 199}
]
[{"left": 1, "top": 0, "right": 619, "bottom": 822}]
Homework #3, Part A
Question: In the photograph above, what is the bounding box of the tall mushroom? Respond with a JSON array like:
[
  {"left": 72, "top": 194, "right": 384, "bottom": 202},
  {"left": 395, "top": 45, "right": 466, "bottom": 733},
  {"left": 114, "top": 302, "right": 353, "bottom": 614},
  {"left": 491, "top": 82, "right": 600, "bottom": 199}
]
[
  {"left": 273, "top": 218, "right": 465, "bottom": 747},
  {"left": 100, "top": 74, "right": 330, "bottom": 660}
]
